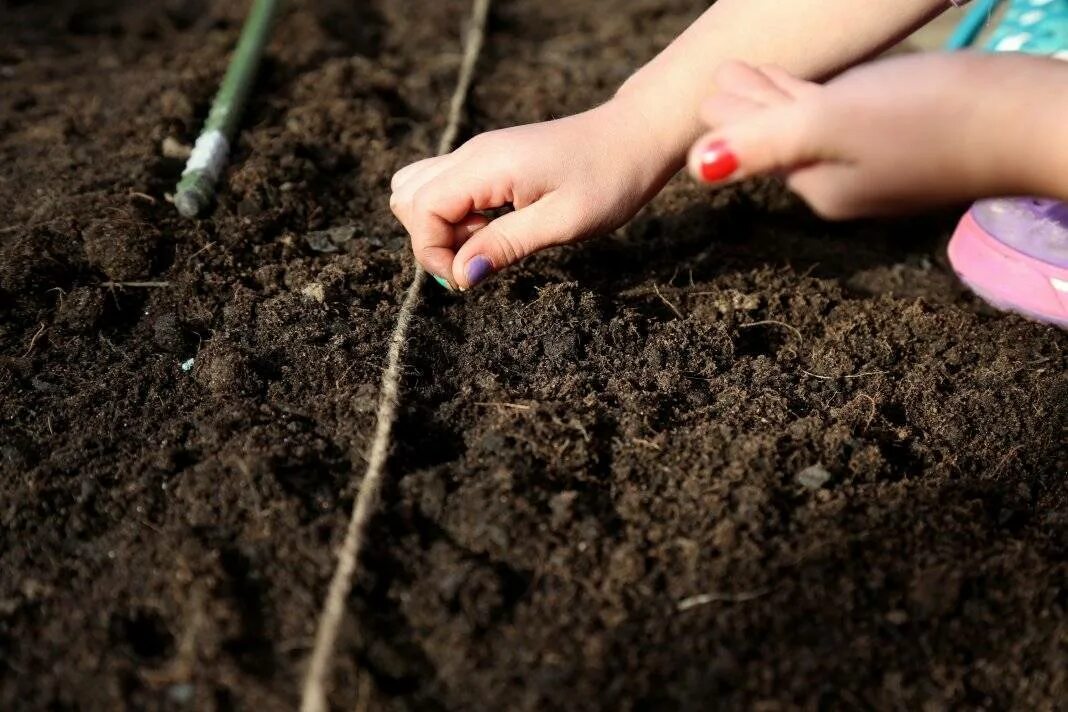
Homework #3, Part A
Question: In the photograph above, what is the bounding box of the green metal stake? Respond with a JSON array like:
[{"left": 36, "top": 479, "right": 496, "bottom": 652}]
[{"left": 174, "top": 0, "right": 281, "bottom": 218}]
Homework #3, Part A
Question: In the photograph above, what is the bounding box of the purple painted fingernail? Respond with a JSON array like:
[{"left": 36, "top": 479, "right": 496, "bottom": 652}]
[{"left": 464, "top": 255, "right": 493, "bottom": 287}]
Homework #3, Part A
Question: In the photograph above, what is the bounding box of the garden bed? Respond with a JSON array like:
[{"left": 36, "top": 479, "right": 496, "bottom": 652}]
[{"left": 1, "top": 1, "right": 1065, "bottom": 709}]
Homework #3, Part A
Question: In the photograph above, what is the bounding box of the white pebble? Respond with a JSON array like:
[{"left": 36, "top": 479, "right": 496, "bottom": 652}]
[{"left": 797, "top": 464, "right": 832, "bottom": 490}]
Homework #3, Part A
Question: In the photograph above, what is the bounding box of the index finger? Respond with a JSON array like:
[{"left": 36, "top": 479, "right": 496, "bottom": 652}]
[{"left": 408, "top": 167, "right": 513, "bottom": 281}]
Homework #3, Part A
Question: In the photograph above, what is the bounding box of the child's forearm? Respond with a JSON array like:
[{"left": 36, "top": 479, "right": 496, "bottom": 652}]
[
  {"left": 962, "top": 54, "right": 1068, "bottom": 202},
  {"left": 616, "top": 0, "right": 951, "bottom": 164}
]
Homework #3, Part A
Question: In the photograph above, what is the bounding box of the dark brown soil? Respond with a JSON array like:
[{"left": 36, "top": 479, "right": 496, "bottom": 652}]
[{"left": 1, "top": 1, "right": 1065, "bottom": 710}]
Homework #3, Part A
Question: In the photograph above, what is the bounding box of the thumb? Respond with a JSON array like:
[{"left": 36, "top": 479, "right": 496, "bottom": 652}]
[
  {"left": 450, "top": 195, "right": 573, "bottom": 290},
  {"left": 687, "top": 104, "right": 821, "bottom": 185}
]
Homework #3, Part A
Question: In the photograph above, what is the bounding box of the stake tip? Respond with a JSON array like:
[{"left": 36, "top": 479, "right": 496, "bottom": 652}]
[{"left": 174, "top": 190, "right": 204, "bottom": 218}]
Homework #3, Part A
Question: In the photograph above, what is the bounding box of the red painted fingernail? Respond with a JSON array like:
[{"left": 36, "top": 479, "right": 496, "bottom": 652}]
[{"left": 698, "top": 140, "right": 739, "bottom": 183}]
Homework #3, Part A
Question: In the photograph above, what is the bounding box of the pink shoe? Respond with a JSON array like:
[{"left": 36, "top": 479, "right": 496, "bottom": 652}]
[{"left": 948, "top": 198, "right": 1068, "bottom": 328}]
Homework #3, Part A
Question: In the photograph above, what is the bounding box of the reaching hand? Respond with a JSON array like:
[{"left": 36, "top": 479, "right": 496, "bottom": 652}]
[
  {"left": 391, "top": 97, "right": 679, "bottom": 290},
  {"left": 687, "top": 54, "right": 1062, "bottom": 218}
]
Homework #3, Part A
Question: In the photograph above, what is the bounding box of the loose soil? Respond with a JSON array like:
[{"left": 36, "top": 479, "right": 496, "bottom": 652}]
[{"left": 1, "top": 1, "right": 1065, "bottom": 710}]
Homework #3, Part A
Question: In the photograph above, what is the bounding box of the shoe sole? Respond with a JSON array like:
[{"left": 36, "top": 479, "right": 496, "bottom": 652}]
[{"left": 948, "top": 210, "right": 1068, "bottom": 328}]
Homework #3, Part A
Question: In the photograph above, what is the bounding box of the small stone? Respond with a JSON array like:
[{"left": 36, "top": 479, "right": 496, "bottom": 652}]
[
  {"left": 885, "top": 609, "right": 909, "bottom": 625},
  {"left": 300, "top": 282, "right": 326, "bottom": 303},
  {"left": 299, "top": 265, "right": 347, "bottom": 304},
  {"left": 730, "top": 291, "right": 761, "bottom": 311},
  {"left": 712, "top": 289, "right": 762, "bottom": 314},
  {"left": 167, "top": 682, "right": 195, "bottom": 704},
  {"left": 304, "top": 226, "right": 356, "bottom": 253},
  {"left": 796, "top": 463, "right": 832, "bottom": 489},
  {"left": 161, "top": 136, "right": 192, "bottom": 159}
]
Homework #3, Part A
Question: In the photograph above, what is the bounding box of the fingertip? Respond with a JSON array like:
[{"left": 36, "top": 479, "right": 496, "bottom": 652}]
[
  {"left": 694, "top": 102, "right": 822, "bottom": 185},
  {"left": 450, "top": 242, "right": 493, "bottom": 291},
  {"left": 688, "top": 131, "right": 739, "bottom": 185},
  {"left": 416, "top": 245, "right": 460, "bottom": 290},
  {"left": 391, "top": 164, "right": 413, "bottom": 192},
  {"left": 458, "top": 254, "right": 495, "bottom": 291},
  {"left": 412, "top": 216, "right": 489, "bottom": 290},
  {"left": 451, "top": 226, "right": 508, "bottom": 291},
  {"left": 431, "top": 273, "right": 457, "bottom": 292},
  {"left": 391, "top": 155, "right": 441, "bottom": 192},
  {"left": 449, "top": 191, "right": 591, "bottom": 289},
  {"left": 450, "top": 202, "right": 559, "bottom": 290}
]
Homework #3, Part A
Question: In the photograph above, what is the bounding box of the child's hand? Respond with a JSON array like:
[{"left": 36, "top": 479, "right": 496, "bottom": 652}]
[
  {"left": 687, "top": 54, "right": 1065, "bottom": 217},
  {"left": 391, "top": 98, "right": 678, "bottom": 289}
]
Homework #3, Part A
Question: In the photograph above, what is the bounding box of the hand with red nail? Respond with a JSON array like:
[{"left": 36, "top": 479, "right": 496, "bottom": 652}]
[
  {"left": 391, "top": 0, "right": 969, "bottom": 289},
  {"left": 688, "top": 54, "right": 1068, "bottom": 218},
  {"left": 389, "top": 98, "right": 679, "bottom": 290}
]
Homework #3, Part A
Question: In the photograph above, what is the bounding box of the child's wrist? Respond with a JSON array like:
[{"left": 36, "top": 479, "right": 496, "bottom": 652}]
[
  {"left": 612, "top": 78, "right": 703, "bottom": 171},
  {"left": 588, "top": 94, "right": 685, "bottom": 190}
]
